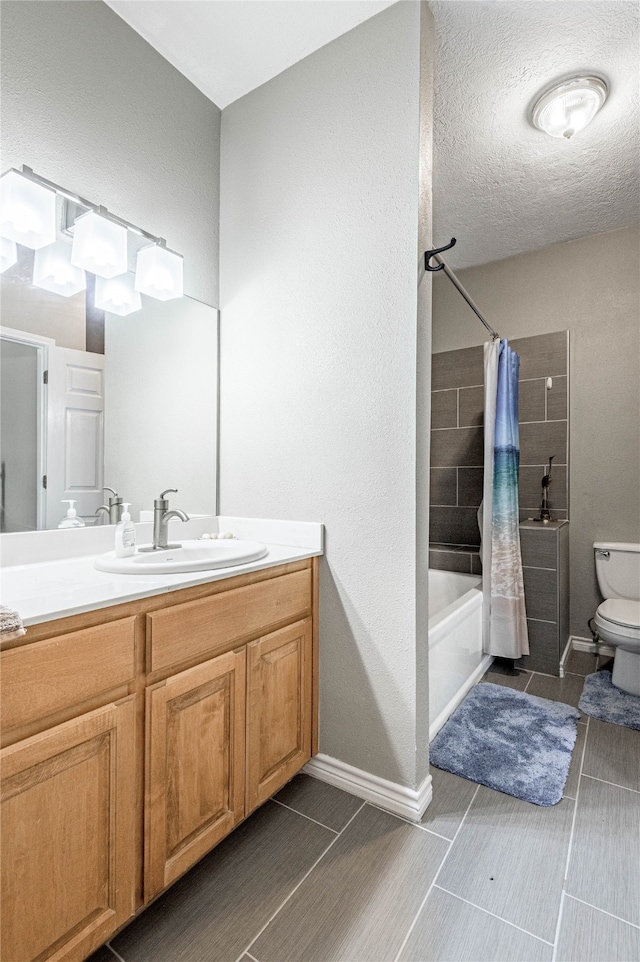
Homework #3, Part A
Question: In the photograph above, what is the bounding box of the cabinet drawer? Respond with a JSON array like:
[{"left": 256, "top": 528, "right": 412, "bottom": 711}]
[
  {"left": 148, "top": 568, "right": 312, "bottom": 674},
  {"left": 1, "top": 617, "right": 136, "bottom": 733}
]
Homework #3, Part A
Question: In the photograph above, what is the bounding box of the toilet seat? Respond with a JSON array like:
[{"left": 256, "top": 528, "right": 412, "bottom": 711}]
[{"left": 595, "top": 599, "right": 640, "bottom": 640}]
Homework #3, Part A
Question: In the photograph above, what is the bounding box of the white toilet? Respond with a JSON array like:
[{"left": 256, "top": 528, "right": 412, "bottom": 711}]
[{"left": 593, "top": 542, "right": 640, "bottom": 696}]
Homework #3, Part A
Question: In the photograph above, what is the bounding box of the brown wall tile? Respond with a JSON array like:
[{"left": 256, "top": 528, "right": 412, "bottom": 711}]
[
  {"left": 519, "top": 379, "right": 546, "bottom": 422},
  {"left": 546, "top": 376, "right": 567, "bottom": 420},
  {"left": 459, "top": 386, "right": 484, "bottom": 427},
  {"left": 429, "top": 549, "right": 473, "bottom": 573},
  {"left": 519, "top": 465, "right": 567, "bottom": 510},
  {"left": 458, "top": 467, "right": 484, "bottom": 507},
  {"left": 519, "top": 420, "right": 567, "bottom": 465},
  {"left": 431, "top": 468, "right": 457, "bottom": 505},
  {"left": 430, "top": 505, "right": 481, "bottom": 546},
  {"left": 430, "top": 427, "right": 484, "bottom": 467},
  {"left": 510, "top": 331, "right": 568, "bottom": 379},
  {"left": 517, "top": 619, "right": 560, "bottom": 675},
  {"left": 431, "top": 390, "right": 458, "bottom": 429},
  {"left": 520, "top": 527, "right": 558, "bottom": 568},
  {"left": 522, "top": 566, "right": 558, "bottom": 621},
  {"left": 432, "top": 345, "right": 483, "bottom": 391}
]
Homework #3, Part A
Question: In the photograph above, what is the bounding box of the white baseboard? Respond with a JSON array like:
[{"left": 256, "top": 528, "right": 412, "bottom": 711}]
[
  {"left": 570, "top": 634, "right": 615, "bottom": 656},
  {"left": 304, "top": 753, "right": 433, "bottom": 823}
]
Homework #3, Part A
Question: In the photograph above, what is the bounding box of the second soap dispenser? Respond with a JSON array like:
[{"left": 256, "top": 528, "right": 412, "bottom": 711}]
[{"left": 115, "top": 503, "right": 136, "bottom": 558}]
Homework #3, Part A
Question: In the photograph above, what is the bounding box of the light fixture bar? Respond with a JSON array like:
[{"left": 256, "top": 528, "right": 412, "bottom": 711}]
[{"left": 16, "top": 166, "right": 180, "bottom": 255}]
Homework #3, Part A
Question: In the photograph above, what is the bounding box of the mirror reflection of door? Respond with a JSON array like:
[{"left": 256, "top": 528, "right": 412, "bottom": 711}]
[
  {"left": 0, "top": 334, "right": 46, "bottom": 532},
  {"left": 46, "top": 346, "right": 105, "bottom": 527}
]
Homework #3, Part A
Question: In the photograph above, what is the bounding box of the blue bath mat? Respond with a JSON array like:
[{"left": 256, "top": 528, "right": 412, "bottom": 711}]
[
  {"left": 430, "top": 683, "right": 580, "bottom": 806},
  {"left": 579, "top": 671, "right": 640, "bottom": 730}
]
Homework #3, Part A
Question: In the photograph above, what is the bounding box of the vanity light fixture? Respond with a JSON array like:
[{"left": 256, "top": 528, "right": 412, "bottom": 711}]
[
  {"left": 0, "top": 236, "right": 18, "bottom": 273},
  {"left": 71, "top": 209, "right": 128, "bottom": 279},
  {"left": 0, "top": 166, "right": 185, "bottom": 303},
  {"left": 0, "top": 169, "right": 56, "bottom": 249},
  {"left": 94, "top": 272, "right": 142, "bottom": 316},
  {"left": 33, "top": 240, "right": 86, "bottom": 297},
  {"left": 532, "top": 75, "right": 608, "bottom": 139},
  {"left": 135, "top": 242, "right": 183, "bottom": 301}
]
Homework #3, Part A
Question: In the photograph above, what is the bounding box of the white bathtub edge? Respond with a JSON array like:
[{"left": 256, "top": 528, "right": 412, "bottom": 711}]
[
  {"left": 429, "top": 652, "right": 494, "bottom": 742},
  {"left": 304, "top": 753, "right": 433, "bottom": 823}
]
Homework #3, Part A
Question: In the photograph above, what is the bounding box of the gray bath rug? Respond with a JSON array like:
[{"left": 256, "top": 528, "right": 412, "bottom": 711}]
[
  {"left": 579, "top": 671, "right": 640, "bottom": 730},
  {"left": 430, "top": 683, "right": 580, "bottom": 806}
]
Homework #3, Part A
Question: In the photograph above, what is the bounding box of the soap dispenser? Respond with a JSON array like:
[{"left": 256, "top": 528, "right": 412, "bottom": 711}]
[
  {"left": 58, "top": 500, "right": 85, "bottom": 528},
  {"left": 115, "top": 503, "right": 136, "bottom": 558}
]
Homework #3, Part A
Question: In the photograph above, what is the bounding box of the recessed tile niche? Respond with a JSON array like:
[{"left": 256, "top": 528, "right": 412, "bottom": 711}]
[{"left": 429, "top": 330, "right": 569, "bottom": 573}]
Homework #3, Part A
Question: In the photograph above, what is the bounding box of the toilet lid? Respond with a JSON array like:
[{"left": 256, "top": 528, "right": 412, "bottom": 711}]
[{"left": 598, "top": 599, "right": 640, "bottom": 630}]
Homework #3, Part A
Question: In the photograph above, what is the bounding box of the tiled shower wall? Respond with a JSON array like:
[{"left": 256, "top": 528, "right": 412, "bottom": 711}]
[{"left": 430, "top": 331, "right": 569, "bottom": 572}]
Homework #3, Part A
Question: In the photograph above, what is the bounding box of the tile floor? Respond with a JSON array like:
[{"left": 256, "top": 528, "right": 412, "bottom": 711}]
[{"left": 91, "top": 650, "right": 640, "bottom": 962}]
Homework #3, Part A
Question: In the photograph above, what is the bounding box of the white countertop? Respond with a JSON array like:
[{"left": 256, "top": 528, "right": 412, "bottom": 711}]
[{"left": 0, "top": 517, "right": 323, "bottom": 629}]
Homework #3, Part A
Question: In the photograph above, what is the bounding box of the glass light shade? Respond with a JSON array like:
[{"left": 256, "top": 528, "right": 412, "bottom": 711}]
[
  {"left": 33, "top": 241, "right": 86, "bottom": 297},
  {"left": 135, "top": 244, "right": 183, "bottom": 301},
  {"left": 532, "top": 76, "right": 608, "bottom": 139},
  {"left": 0, "top": 236, "right": 18, "bottom": 273},
  {"left": 94, "top": 273, "right": 142, "bottom": 316},
  {"left": 71, "top": 210, "right": 128, "bottom": 278},
  {"left": 0, "top": 170, "right": 56, "bottom": 249}
]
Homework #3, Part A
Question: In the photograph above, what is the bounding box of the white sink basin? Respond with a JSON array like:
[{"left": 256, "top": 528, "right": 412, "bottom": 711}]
[{"left": 94, "top": 539, "right": 268, "bottom": 574}]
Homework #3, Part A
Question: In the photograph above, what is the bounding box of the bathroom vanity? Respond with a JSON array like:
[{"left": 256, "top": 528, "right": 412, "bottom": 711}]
[{"left": 1, "top": 519, "right": 321, "bottom": 962}]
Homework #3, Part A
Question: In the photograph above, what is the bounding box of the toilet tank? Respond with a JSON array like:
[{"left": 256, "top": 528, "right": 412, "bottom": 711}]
[{"left": 594, "top": 542, "right": 640, "bottom": 600}]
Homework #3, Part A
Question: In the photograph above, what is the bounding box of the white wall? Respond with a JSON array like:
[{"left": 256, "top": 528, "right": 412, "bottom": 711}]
[
  {"left": 433, "top": 224, "right": 640, "bottom": 637},
  {"left": 219, "top": 2, "right": 432, "bottom": 788},
  {"left": 1, "top": 0, "right": 220, "bottom": 306}
]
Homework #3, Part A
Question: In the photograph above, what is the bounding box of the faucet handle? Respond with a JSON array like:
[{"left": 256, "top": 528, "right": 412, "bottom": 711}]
[
  {"left": 104, "top": 485, "right": 118, "bottom": 496},
  {"left": 160, "top": 488, "right": 178, "bottom": 499},
  {"left": 155, "top": 488, "right": 178, "bottom": 509}
]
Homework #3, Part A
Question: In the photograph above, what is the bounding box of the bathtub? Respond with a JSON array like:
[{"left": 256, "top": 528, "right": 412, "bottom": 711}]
[{"left": 428, "top": 569, "right": 491, "bottom": 740}]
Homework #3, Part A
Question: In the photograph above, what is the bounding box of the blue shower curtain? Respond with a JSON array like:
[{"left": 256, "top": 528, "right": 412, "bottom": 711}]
[{"left": 481, "top": 339, "right": 529, "bottom": 659}]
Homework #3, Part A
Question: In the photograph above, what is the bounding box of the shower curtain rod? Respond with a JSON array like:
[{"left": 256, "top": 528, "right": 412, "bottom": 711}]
[{"left": 425, "top": 238, "right": 500, "bottom": 341}]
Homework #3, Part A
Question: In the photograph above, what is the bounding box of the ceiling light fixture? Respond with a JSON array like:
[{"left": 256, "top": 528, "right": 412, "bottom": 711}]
[{"left": 532, "top": 75, "right": 608, "bottom": 140}]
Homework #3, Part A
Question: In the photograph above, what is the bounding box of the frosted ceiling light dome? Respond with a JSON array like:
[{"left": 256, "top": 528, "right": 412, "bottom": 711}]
[
  {"left": 33, "top": 240, "right": 86, "bottom": 297},
  {"left": 95, "top": 273, "right": 142, "bottom": 316},
  {"left": 0, "top": 237, "right": 18, "bottom": 273},
  {"left": 71, "top": 209, "right": 128, "bottom": 278},
  {"left": 135, "top": 244, "right": 183, "bottom": 301},
  {"left": 532, "top": 75, "right": 608, "bottom": 140},
  {"left": 0, "top": 169, "right": 56, "bottom": 249}
]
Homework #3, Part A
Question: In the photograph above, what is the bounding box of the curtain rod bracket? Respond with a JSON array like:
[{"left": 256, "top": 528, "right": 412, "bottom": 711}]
[{"left": 425, "top": 237, "right": 457, "bottom": 271}]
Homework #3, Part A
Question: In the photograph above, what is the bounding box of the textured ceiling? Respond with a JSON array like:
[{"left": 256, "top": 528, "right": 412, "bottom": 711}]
[
  {"left": 430, "top": 0, "right": 640, "bottom": 267},
  {"left": 106, "top": 0, "right": 640, "bottom": 269}
]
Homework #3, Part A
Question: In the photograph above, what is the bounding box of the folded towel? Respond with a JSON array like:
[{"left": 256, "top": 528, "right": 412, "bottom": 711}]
[{"left": 0, "top": 603, "right": 25, "bottom": 641}]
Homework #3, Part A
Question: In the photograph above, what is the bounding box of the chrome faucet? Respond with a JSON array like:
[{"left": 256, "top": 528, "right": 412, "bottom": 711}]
[
  {"left": 95, "top": 486, "right": 124, "bottom": 524},
  {"left": 138, "top": 489, "right": 189, "bottom": 552}
]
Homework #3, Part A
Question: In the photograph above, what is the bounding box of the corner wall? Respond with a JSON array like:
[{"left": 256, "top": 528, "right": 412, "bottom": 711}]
[
  {"left": 0, "top": 0, "right": 220, "bottom": 305},
  {"left": 432, "top": 224, "right": 640, "bottom": 637},
  {"left": 219, "top": 2, "right": 431, "bottom": 789}
]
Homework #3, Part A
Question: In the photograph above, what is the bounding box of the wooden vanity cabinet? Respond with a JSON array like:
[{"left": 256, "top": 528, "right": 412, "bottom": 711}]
[{"left": 0, "top": 558, "right": 318, "bottom": 962}]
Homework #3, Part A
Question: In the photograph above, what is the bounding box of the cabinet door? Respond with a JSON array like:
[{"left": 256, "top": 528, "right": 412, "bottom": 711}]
[
  {"left": 1, "top": 697, "right": 136, "bottom": 962},
  {"left": 145, "top": 648, "right": 246, "bottom": 901},
  {"left": 246, "top": 618, "right": 312, "bottom": 813}
]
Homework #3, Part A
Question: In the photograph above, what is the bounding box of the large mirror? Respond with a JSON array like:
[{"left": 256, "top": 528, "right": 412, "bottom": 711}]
[{"left": 0, "top": 246, "right": 218, "bottom": 531}]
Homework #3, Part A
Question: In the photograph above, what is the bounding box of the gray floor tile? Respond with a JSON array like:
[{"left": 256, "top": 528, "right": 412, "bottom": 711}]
[
  {"left": 112, "top": 801, "right": 334, "bottom": 962},
  {"left": 564, "top": 649, "right": 598, "bottom": 676},
  {"left": 480, "top": 667, "right": 530, "bottom": 691},
  {"left": 556, "top": 895, "right": 640, "bottom": 962},
  {"left": 421, "top": 766, "right": 477, "bottom": 840},
  {"left": 274, "top": 773, "right": 362, "bottom": 831},
  {"left": 251, "top": 803, "right": 449, "bottom": 962},
  {"left": 86, "top": 947, "right": 119, "bottom": 962},
  {"left": 398, "top": 885, "right": 553, "bottom": 961},
  {"left": 563, "top": 721, "right": 587, "bottom": 800},
  {"left": 437, "top": 786, "right": 575, "bottom": 942},
  {"left": 566, "top": 776, "right": 640, "bottom": 926},
  {"left": 582, "top": 718, "right": 640, "bottom": 792},
  {"left": 525, "top": 671, "right": 586, "bottom": 714}
]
